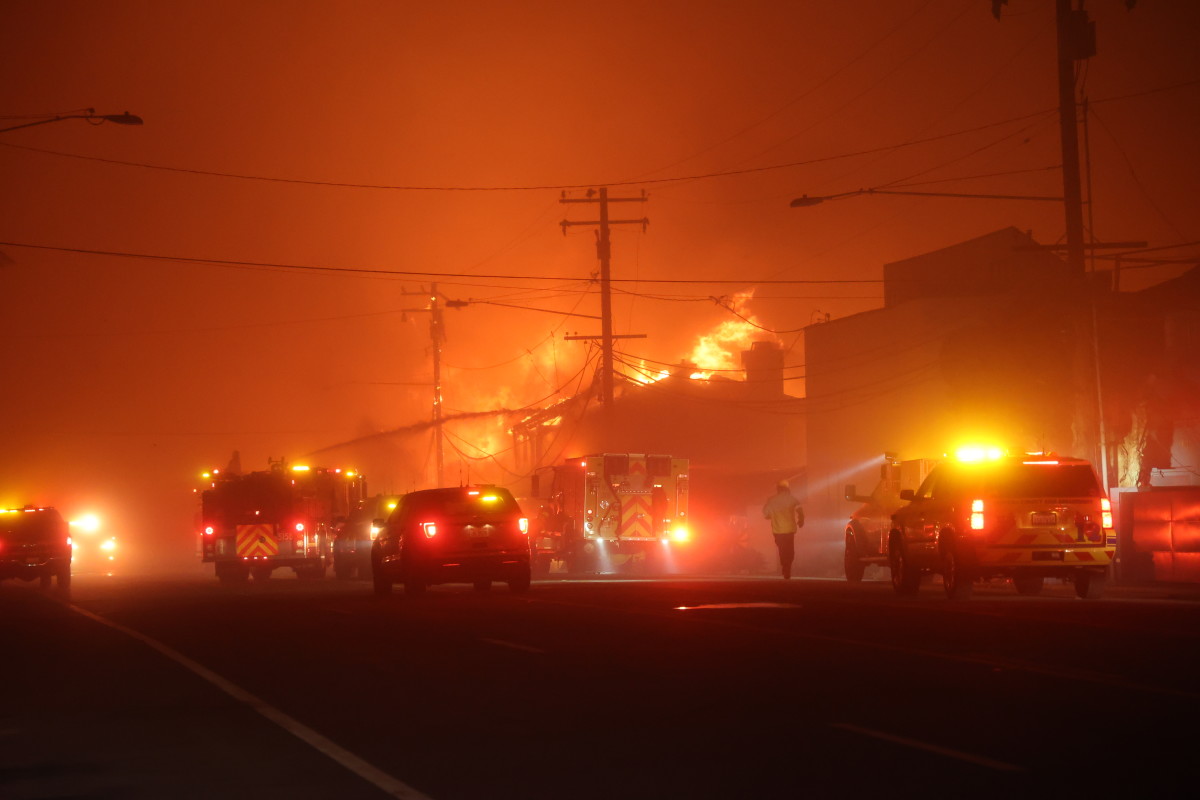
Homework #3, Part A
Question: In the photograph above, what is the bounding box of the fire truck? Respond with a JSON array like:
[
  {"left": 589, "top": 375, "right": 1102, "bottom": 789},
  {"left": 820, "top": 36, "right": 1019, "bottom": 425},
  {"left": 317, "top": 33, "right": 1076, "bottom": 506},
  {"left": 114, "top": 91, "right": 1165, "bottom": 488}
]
[
  {"left": 199, "top": 459, "right": 367, "bottom": 585},
  {"left": 528, "top": 453, "right": 690, "bottom": 574}
]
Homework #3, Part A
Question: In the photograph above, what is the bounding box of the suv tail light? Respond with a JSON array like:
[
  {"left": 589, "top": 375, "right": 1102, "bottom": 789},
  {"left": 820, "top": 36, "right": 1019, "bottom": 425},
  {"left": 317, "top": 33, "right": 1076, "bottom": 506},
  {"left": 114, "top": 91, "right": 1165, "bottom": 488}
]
[
  {"left": 518, "top": 518, "right": 529, "bottom": 534},
  {"left": 970, "top": 499, "right": 985, "bottom": 531},
  {"left": 1101, "top": 498, "right": 1113, "bottom": 530},
  {"left": 421, "top": 522, "right": 438, "bottom": 539}
]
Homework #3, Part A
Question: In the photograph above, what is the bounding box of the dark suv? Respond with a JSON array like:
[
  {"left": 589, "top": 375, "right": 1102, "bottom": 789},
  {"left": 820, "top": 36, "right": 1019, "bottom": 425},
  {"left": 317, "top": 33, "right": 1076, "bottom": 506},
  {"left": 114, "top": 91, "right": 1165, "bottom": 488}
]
[
  {"left": 371, "top": 486, "right": 531, "bottom": 596},
  {"left": 0, "top": 506, "right": 72, "bottom": 592},
  {"left": 889, "top": 455, "right": 1113, "bottom": 599}
]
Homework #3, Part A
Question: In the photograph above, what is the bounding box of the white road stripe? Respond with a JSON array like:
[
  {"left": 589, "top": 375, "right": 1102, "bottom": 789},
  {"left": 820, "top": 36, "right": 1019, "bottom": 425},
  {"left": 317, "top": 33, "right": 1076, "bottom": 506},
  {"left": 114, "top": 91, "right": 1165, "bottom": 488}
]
[
  {"left": 68, "top": 604, "right": 432, "bottom": 800},
  {"left": 480, "top": 637, "right": 546, "bottom": 654},
  {"left": 831, "top": 723, "right": 1025, "bottom": 772}
]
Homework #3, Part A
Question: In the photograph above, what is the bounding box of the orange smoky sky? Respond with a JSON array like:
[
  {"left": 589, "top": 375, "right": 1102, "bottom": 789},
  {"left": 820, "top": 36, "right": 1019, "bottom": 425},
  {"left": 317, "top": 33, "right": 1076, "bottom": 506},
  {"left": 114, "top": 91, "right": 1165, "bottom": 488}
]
[{"left": 1, "top": 0, "right": 1197, "bottom": 563}]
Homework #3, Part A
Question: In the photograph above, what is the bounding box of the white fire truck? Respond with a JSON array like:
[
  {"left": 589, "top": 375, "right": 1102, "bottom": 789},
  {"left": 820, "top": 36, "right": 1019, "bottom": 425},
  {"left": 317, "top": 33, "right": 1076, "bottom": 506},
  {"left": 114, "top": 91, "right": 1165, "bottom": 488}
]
[
  {"left": 527, "top": 453, "right": 690, "bottom": 574},
  {"left": 199, "top": 459, "right": 367, "bottom": 584}
]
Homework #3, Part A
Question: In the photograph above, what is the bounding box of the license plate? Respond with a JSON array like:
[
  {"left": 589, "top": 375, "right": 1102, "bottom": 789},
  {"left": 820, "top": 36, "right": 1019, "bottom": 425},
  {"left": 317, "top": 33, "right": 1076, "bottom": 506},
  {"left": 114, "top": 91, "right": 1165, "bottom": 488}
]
[
  {"left": 25, "top": 557, "right": 41, "bottom": 565},
  {"left": 1030, "top": 513, "right": 1058, "bottom": 526},
  {"left": 465, "top": 527, "right": 491, "bottom": 538},
  {"left": 1033, "top": 550, "right": 1065, "bottom": 561}
]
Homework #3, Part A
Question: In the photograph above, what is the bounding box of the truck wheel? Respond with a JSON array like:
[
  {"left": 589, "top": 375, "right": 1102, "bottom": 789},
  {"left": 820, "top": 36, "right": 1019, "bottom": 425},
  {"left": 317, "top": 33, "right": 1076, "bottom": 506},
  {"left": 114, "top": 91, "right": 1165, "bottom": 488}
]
[
  {"left": 1074, "top": 570, "right": 1106, "bottom": 599},
  {"left": 889, "top": 536, "right": 921, "bottom": 596},
  {"left": 473, "top": 578, "right": 492, "bottom": 593},
  {"left": 1012, "top": 573, "right": 1044, "bottom": 596},
  {"left": 216, "top": 563, "right": 249, "bottom": 586},
  {"left": 844, "top": 533, "right": 865, "bottom": 583},
  {"left": 941, "top": 540, "right": 973, "bottom": 600}
]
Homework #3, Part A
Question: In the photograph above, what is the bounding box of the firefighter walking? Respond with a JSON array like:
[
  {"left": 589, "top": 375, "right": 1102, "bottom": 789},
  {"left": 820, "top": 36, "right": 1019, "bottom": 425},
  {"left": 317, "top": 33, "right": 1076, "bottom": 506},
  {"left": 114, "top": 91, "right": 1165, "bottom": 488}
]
[{"left": 763, "top": 480, "right": 804, "bottom": 579}]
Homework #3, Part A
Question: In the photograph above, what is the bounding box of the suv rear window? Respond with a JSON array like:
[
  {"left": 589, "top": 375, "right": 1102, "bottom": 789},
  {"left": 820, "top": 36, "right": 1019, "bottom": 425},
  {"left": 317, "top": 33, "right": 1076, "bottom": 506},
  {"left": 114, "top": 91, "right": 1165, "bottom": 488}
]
[
  {"left": 395, "top": 489, "right": 521, "bottom": 521},
  {"left": 933, "top": 463, "right": 1101, "bottom": 499}
]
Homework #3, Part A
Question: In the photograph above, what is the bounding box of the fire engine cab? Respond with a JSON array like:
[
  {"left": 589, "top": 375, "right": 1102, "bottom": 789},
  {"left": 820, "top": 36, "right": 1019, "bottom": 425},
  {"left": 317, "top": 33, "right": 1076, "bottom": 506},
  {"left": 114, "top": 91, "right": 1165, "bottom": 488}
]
[
  {"left": 199, "top": 459, "right": 366, "bottom": 585},
  {"left": 529, "top": 453, "right": 689, "bottom": 574}
]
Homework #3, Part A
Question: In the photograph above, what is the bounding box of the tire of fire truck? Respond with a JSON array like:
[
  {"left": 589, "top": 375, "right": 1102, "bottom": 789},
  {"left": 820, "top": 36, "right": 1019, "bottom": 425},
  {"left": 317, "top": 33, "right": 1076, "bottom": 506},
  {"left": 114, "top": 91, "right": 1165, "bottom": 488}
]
[
  {"left": 1012, "top": 572, "right": 1045, "bottom": 595},
  {"left": 889, "top": 533, "right": 921, "bottom": 596},
  {"left": 844, "top": 532, "right": 865, "bottom": 583},
  {"left": 252, "top": 565, "right": 274, "bottom": 582},
  {"left": 508, "top": 565, "right": 532, "bottom": 594},
  {"left": 473, "top": 578, "right": 492, "bottom": 592},
  {"left": 940, "top": 535, "right": 973, "bottom": 600},
  {"left": 1074, "top": 569, "right": 1107, "bottom": 599}
]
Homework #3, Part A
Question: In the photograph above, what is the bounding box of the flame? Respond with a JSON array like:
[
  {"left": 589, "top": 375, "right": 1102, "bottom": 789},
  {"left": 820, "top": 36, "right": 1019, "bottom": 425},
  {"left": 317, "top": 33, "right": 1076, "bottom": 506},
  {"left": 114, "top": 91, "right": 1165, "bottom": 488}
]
[
  {"left": 628, "top": 359, "right": 669, "bottom": 385},
  {"left": 687, "top": 290, "right": 777, "bottom": 379}
]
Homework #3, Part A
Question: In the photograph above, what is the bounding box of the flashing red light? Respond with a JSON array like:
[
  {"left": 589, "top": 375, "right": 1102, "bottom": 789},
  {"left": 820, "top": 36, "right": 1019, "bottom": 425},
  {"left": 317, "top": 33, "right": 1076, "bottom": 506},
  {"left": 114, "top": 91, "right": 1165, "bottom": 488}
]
[
  {"left": 518, "top": 517, "right": 529, "bottom": 534},
  {"left": 422, "top": 522, "right": 438, "bottom": 539},
  {"left": 295, "top": 522, "right": 305, "bottom": 532},
  {"left": 204, "top": 526, "right": 215, "bottom": 536}
]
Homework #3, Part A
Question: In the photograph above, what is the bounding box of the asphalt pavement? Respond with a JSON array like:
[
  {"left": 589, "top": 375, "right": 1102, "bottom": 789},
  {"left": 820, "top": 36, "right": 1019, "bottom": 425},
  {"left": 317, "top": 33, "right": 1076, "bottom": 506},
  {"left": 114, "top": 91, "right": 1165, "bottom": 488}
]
[{"left": 3, "top": 571, "right": 1198, "bottom": 799}]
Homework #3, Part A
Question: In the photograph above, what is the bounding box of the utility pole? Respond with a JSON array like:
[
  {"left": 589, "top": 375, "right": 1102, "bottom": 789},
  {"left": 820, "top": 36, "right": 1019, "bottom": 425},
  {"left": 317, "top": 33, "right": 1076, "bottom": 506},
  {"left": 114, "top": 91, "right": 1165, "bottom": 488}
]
[
  {"left": 1055, "top": 0, "right": 1095, "bottom": 277},
  {"left": 560, "top": 187, "right": 649, "bottom": 406},
  {"left": 401, "top": 284, "right": 466, "bottom": 487}
]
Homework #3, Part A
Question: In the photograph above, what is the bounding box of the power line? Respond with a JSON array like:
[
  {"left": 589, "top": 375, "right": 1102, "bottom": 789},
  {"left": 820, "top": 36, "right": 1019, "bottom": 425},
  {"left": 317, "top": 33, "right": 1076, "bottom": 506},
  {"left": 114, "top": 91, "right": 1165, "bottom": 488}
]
[{"left": 0, "top": 240, "right": 885, "bottom": 284}]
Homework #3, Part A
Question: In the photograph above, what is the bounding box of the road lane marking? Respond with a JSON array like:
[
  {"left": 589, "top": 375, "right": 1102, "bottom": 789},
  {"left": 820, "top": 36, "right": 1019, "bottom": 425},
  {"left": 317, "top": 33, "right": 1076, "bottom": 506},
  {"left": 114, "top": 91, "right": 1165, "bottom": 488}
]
[
  {"left": 67, "top": 604, "right": 432, "bottom": 800},
  {"left": 831, "top": 723, "right": 1025, "bottom": 772},
  {"left": 675, "top": 602, "right": 803, "bottom": 610},
  {"left": 480, "top": 637, "right": 546, "bottom": 654}
]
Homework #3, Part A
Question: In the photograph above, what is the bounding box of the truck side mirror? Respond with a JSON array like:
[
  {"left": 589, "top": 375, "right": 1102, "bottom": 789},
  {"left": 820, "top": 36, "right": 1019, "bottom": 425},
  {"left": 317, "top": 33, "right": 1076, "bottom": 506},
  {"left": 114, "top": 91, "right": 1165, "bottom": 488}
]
[
  {"left": 899, "top": 489, "right": 915, "bottom": 501},
  {"left": 844, "top": 484, "right": 856, "bottom": 501}
]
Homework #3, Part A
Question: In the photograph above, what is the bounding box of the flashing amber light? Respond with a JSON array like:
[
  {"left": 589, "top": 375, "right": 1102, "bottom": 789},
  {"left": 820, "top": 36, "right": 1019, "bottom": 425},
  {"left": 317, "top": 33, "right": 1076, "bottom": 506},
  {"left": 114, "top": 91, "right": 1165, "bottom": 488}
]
[
  {"left": 467, "top": 490, "right": 480, "bottom": 496},
  {"left": 422, "top": 522, "right": 438, "bottom": 538},
  {"left": 1101, "top": 498, "right": 1113, "bottom": 530},
  {"left": 100, "top": 538, "right": 117, "bottom": 552},
  {"left": 386, "top": 501, "right": 398, "bottom": 511},
  {"left": 1023, "top": 459, "right": 1060, "bottom": 465},
  {"left": 292, "top": 465, "right": 311, "bottom": 472},
  {"left": 970, "top": 498, "right": 985, "bottom": 531},
  {"left": 369, "top": 525, "right": 382, "bottom": 540},
  {"left": 580, "top": 461, "right": 587, "bottom": 468},
  {"left": 672, "top": 526, "right": 690, "bottom": 542},
  {"left": 70, "top": 514, "right": 102, "bottom": 533},
  {"left": 202, "top": 472, "right": 212, "bottom": 479},
  {"left": 518, "top": 518, "right": 529, "bottom": 534},
  {"left": 955, "top": 446, "right": 1005, "bottom": 463},
  {"left": 481, "top": 495, "right": 499, "bottom": 504}
]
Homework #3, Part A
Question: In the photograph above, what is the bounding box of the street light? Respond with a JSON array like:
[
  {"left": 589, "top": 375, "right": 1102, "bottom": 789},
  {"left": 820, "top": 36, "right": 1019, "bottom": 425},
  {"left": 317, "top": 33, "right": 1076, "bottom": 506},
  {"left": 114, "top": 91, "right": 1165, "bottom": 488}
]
[
  {"left": 790, "top": 187, "right": 1063, "bottom": 207},
  {"left": 0, "top": 109, "right": 143, "bottom": 135}
]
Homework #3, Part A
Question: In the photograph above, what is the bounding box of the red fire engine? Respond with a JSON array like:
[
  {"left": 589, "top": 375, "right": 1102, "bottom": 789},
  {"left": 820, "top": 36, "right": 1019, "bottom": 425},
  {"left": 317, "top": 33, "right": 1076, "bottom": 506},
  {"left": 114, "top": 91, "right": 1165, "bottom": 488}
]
[
  {"left": 527, "top": 453, "right": 690, "bottom": 574},
  {"left": 199, "top": 459, "right": 366, "bottom": 584}
]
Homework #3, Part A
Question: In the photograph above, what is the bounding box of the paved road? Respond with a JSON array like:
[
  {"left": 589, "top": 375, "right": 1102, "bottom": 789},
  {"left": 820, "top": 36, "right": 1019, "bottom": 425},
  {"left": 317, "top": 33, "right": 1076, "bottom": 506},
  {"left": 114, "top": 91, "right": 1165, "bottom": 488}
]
[{"left": 4, "top": 572, "right": 1198, "bottom": 798}]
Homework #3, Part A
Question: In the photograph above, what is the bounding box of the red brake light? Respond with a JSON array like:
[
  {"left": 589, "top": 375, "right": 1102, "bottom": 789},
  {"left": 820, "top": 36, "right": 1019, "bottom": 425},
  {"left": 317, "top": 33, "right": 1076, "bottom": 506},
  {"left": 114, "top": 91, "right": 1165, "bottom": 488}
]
[
  {"left": 295, "top": 522, "right": 305, "bottom": 532},
  {"left": 970, "top": 498, "right": 985, "bottom": 531},
  {"left": 422, "top": 522, "right": 438, "bottom": 539},
  {"left": 1101, "top": 498, "right": 1113, "bottom": 530},
  {"left": 518, "top": 518, "right": 529, "bottom": 534}
]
